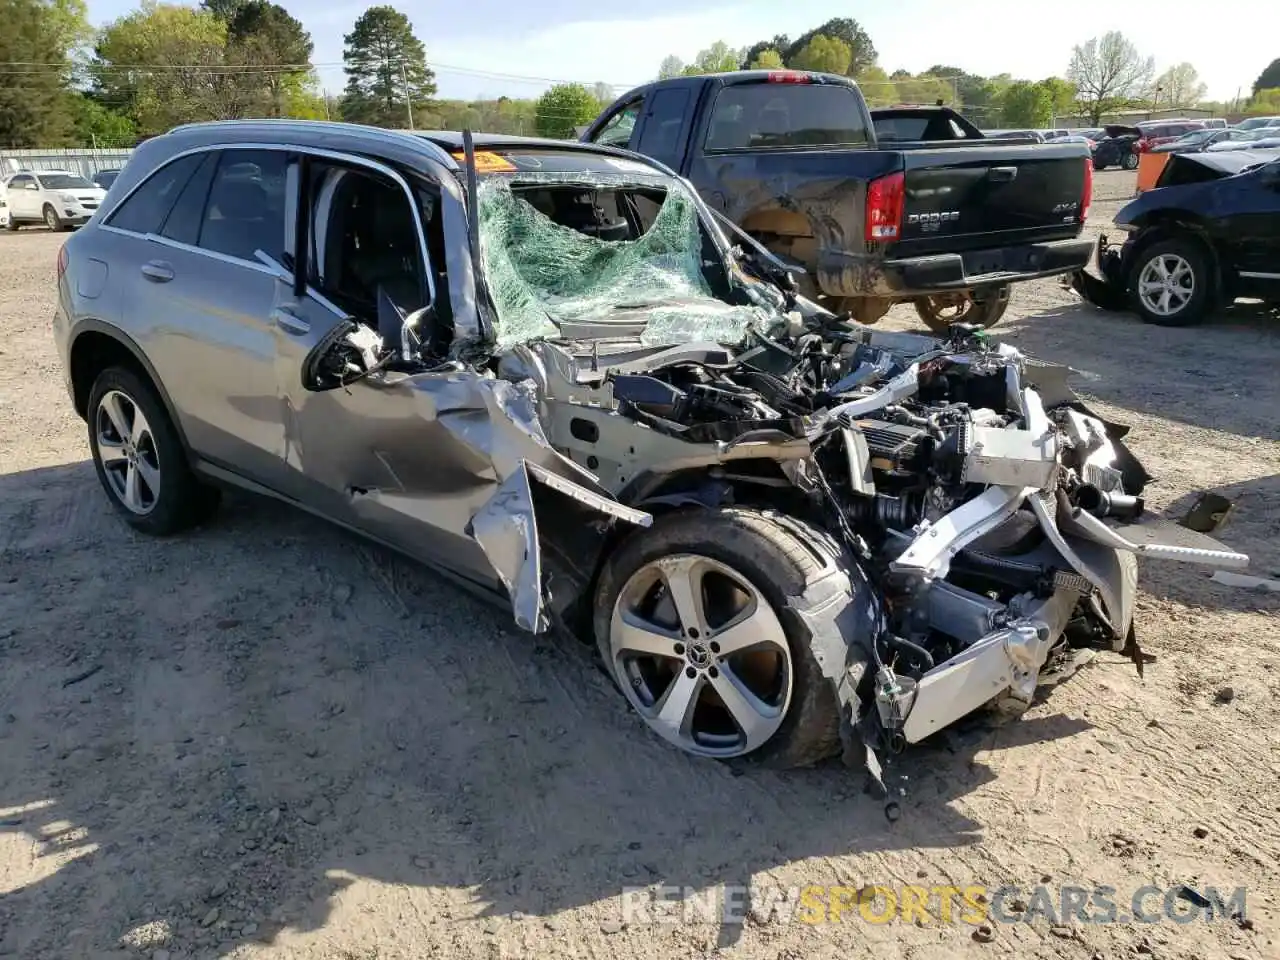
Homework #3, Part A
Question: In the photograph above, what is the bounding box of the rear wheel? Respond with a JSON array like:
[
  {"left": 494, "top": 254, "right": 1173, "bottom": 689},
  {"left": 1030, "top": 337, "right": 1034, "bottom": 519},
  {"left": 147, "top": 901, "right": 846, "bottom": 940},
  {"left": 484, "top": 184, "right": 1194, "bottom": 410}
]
[
  {"left": 1122, "top": 151, "right": 1139, "bottom": 171},
  {"left": 87, "top": 366, "right": 220, "bottom": 534},
  {"left": 913, "top": 284, "right": 1011, "bottom": 334},
  {"left": 1128, "top": 236, "right": 1213, "bottom": 327},
  {"left": 594, "top": 508, "right": 843, "bottom": 768}
]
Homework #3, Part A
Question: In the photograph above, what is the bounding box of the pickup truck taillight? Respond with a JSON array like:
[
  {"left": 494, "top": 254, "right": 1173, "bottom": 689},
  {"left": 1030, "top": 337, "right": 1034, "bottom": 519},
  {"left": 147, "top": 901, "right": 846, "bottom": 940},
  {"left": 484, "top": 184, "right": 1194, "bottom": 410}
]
[
  {"left": 1081, "top": 157, "right": 1093, "bottom": 223},
  {"left": 866, "top": 171, "right": 905, "bottom": 242}
]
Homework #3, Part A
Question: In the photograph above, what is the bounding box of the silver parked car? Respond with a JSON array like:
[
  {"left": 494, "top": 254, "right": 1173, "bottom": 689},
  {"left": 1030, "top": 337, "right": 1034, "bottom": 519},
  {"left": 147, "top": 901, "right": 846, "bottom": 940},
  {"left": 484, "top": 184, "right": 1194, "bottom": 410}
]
[{"left": 54, "top": 120, "right": 1248, "bottom": 782}]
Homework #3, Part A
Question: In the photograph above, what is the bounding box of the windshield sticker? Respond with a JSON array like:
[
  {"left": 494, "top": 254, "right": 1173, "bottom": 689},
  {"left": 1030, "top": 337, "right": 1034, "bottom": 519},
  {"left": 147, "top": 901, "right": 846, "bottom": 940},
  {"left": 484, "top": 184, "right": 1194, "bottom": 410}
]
[{"left": 454, "top": 151, "right": 518, "bottom": 173}]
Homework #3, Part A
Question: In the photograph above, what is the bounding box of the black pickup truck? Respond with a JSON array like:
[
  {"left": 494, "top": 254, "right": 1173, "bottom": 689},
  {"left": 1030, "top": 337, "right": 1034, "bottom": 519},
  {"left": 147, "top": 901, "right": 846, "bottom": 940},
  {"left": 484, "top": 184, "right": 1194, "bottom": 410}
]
[{"left": 582, "top": 71, "right": 1095, "bottom": 331}]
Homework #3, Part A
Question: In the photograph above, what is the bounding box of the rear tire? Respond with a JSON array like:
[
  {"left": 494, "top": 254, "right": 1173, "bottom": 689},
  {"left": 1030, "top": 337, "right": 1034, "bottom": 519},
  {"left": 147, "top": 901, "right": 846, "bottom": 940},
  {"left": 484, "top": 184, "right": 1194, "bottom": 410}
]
[
  {"left": 87, "top": 366, "right": 220, "bottom": 535},
  {"left": 914, "top": 284, "right": 1011, "bottom": 334},
  {"left": 1122, "top": 152, "right": 1139, "bottom": 171},
  {"left": 5, "top": 217, "right": 17, "bottom": 232},
  {"left": 1128, "top": 236, "right": 1213, "bottom": 327},
  {"left": 594, "top": 508, "right": 844, "bottom": 769}
]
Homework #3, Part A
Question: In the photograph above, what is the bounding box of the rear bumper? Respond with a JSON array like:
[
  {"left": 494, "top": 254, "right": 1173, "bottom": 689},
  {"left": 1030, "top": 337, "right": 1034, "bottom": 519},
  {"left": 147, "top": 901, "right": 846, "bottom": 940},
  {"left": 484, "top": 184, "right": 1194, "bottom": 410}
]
[{"left": 817, "top": 237, "right": 1096, "bottom": 299}]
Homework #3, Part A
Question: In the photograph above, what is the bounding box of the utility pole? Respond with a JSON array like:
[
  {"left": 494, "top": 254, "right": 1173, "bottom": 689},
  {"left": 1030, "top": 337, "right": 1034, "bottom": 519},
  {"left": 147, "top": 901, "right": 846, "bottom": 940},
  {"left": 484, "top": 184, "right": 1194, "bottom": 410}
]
[
  {"left": 400, "top": 62, "right": 414, "bottom": 130},
  {"left": 322, "top": 88, "right": 330, "bottom": 120}
]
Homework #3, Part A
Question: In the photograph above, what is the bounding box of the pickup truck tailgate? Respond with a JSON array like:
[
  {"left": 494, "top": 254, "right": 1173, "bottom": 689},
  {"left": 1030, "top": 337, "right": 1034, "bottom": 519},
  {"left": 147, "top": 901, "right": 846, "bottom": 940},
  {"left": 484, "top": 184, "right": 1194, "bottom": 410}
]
[{"left": 896, "top": 141, "right": 1091, "bottom": 257}]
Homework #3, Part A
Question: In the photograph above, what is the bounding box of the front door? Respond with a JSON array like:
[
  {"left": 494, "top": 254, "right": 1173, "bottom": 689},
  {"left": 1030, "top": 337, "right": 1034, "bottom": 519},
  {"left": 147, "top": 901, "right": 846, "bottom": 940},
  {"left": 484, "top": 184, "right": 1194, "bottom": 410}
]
[
  {"left": 1214, "top": 161, "right": 1280, "bottom": 296},
  {"left": 270, "top": 154, "right": 500, "bottom": 586}
]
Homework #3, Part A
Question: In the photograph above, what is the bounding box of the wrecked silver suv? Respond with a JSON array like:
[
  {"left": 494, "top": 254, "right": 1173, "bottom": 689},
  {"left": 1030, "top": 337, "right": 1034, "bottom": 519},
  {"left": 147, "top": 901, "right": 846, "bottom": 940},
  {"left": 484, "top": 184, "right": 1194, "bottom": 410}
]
[{"left": 56, "top": 123, "right": 1249, "bottom": 781}]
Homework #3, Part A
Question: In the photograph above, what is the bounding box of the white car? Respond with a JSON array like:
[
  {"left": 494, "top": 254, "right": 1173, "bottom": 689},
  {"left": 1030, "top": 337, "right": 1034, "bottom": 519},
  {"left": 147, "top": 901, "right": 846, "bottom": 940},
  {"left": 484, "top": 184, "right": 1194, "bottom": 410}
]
[
  {"left": 2, "top": 169, "right": 107, "bottom": 231},
  {"left": 0, "top": 182, "right": 9, "bottom": 229}
]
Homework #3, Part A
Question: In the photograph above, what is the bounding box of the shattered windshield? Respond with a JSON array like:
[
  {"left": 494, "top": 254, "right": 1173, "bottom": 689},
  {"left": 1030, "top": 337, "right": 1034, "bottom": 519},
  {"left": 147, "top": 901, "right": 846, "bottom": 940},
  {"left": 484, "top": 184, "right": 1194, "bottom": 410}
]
[{"left": 476, "top": 173, "right": 777, "bottom": 348}]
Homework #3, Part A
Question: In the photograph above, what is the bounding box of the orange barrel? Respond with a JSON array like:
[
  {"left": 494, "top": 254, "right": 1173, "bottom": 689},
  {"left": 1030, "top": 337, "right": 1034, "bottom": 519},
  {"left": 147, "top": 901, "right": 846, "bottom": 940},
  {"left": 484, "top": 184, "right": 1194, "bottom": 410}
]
[{"left": 1135, "top": 151, "right": 1170, "bottom": 193}]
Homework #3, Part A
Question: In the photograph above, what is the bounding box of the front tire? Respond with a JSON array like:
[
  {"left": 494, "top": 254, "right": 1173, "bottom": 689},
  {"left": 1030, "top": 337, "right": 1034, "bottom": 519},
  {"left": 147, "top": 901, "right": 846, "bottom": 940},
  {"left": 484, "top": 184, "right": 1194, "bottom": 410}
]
[
  {"left": 43, "top": 205, "right": 63, "bottom": 231},
  {"left": 1128, "top": 236, "right": 1213, "bottom": 327},
  {"left": 594, "top": 508, "right": 844, "bottom": 768},
  {"left": 1122, "top": 151, "right": 1139, "bottom": 171},
  {"left": 87, "top": 367, "right": 220, "bottom": 534}
]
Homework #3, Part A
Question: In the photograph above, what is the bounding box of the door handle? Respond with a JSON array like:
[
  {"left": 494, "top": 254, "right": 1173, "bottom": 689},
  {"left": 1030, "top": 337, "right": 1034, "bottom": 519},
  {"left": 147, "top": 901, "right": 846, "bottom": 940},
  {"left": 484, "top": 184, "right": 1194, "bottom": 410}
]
[
  {"left": 272, "top": 308, "right": 310, "bottom": 336},
  {"left": 988, "top": 166, "right": 1019, "bottom": 182},
  {"left": 140, "top": 260, "right": 174, "bottom": 283}
]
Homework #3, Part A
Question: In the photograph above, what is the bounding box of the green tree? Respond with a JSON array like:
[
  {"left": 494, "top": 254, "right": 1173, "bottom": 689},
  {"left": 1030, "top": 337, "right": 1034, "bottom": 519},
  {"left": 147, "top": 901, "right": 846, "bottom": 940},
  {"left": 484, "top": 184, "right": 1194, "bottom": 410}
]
[
  {"left": 741, "top": 34, "right": 789, "bottom": 70},
  {"left": 657, "top": 55, "right": 685, "bottom": 80},
  {"left": 340, "top": 5, "right": 436, "bottom": 128},
  {"left": 70, "top": 92, "right": 136, "bottom": 146},
  {"left": 894, "top": 72, "right": 954, "bottom": 106},
  {"left": 855, "top": 64, "right": 897, "bottom": 107},
  {"left": 785, "top": 18, "right": 875, "bottom": 76},
  {"left": 225, "top": 1, "right": 313, "bottom": 117},
  {"left": 201, "top": 0, "right": 247, "bottom": 20},
  {"left": 1253, "top": 58, "right": 1280, "bottom": 96},
  {"left": 789, "top": 35, "right": 851, "bottom": 76},
  {"left": 533, "top": 83, "right": 600, "bottom": 139},
  {"left": 93, "top": 2, "right": 239, "bottom": 136},
  {"left": 1038, "top": 77, "right": 1076, "bottom": 120},
  {"left": 683, "top": 41, "right": 742, "bottom": 75},
  {"left": 999, "top": 81, "right": 1053, "bottom": 127},
  {"left": 749, "top": 49, "right": 785, "bottom": 70},
  {"left": 1247, "top": 87, "right": 1280, "bottom": 115},
  {"left": 1067, "top": 31, "right": 1154, "bottom": 124},
  {"left": 0, "top": 0, "right": 86, "bottom": 146},
  {"left": 1151, "top": 62, "right": 1206, "bottom": 109}
]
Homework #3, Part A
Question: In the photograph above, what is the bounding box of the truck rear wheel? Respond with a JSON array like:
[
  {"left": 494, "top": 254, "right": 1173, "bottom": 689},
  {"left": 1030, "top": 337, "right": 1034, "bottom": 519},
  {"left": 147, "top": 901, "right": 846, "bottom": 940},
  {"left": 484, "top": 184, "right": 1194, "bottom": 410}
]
[{"left": 913, "top": 285, "right": 1011, "bottom": 334}]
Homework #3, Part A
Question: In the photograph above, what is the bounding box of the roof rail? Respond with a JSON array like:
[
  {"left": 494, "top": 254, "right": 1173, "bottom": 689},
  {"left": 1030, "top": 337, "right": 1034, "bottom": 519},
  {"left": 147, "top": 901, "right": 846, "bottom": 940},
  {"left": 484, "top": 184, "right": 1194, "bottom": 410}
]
[{"left": 163, "top": 118, "right": 455, "bottom": 168}]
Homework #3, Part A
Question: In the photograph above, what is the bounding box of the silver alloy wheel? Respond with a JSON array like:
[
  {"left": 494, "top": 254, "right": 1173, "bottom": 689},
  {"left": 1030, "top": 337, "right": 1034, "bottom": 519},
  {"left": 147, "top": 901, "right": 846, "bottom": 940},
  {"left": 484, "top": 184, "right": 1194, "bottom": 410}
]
[
  {"left": 609, "top": 553, "right": 793, "bottom": 758},
  {"left": 44, "top": 207, "right": 58, "bottom": 230},
  {"left": 95, "top": 389, "right": 161, "bottom": 515},
  {"left": 1137, "top": 253, "right": 1195, "bottom": 317}
]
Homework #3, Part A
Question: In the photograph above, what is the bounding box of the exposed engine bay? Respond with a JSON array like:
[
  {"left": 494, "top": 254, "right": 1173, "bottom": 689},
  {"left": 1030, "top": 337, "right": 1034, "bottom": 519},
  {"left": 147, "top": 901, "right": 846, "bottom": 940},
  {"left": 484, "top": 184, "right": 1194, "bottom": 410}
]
[{"left": 298, "top": 160, "right": 1251, "bottom": 791}]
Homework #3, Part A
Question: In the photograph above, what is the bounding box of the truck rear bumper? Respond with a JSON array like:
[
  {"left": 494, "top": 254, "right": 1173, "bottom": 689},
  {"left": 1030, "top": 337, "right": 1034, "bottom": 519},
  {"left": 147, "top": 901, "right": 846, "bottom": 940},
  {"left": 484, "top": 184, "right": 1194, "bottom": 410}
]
[{"left": 817, "top": 237, "right": 1096, "bottom": 299}]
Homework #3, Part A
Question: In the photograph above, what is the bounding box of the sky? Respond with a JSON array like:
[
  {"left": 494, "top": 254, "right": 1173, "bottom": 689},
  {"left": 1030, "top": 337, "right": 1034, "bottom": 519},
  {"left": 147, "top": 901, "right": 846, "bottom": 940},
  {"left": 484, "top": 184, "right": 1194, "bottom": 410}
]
[{"left": 85, "top": 0, "right": 1274, "bottom": 104}]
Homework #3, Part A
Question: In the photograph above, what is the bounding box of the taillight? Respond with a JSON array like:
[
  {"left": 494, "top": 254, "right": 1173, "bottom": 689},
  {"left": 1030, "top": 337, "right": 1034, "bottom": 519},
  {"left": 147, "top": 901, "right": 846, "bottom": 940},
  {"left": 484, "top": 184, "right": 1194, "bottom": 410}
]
[
  {"left": 766, "top": 71, "right": 812, "bottom": 84},
  {"left": 1135, "top": 138, "right": 1148, "bottom": 153},
  {"left": 865, "top": 171, "right": 905, "bottom": 242},
  {"left": 56, "top": 244, "right": 68, "bottom": 280},
  {"left": 1080, "top": 157, "right": 1093, "bottom": 223}
]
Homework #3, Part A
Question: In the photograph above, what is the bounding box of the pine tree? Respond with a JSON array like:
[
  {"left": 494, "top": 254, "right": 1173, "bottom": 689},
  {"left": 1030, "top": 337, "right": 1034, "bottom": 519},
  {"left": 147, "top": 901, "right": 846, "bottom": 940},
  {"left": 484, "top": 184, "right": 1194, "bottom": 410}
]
[{"left": 340, "top": 5, "right": 436, "bottom": 128}]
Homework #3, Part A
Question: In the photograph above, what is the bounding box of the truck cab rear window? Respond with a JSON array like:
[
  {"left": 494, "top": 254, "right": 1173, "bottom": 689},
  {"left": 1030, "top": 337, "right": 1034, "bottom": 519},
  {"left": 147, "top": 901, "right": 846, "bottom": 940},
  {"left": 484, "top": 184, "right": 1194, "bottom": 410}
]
[{"left": 704, "top": 84, "right": 869, "bottom": 151}]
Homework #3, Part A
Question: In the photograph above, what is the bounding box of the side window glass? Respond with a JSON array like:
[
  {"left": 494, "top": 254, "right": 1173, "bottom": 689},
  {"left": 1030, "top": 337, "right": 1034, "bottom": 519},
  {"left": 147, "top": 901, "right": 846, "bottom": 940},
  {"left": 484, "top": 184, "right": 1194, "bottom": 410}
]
[
  {"left": 106, "top": 153, "right": 204, "bottom": 235},
  {"left": 593, "top": 101, "right": 642, "bottom": 148},
  {"left": 634, "top": 89, "right": 690, "bottom": 167},
  {"left": 159, "top": 153, "right": 218, "bottom": 246},
  {"left": 307, "top": 162, "right": 426, "bottom": 318},
  {"left": 197, "top": 150, "right": 288, "bottom": 263}
]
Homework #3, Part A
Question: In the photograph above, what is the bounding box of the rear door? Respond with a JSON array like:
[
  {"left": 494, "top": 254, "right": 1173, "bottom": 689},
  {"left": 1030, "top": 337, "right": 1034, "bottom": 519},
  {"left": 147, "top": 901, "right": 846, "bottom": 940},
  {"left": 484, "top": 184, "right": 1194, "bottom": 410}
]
[
  {"left": 103, "top": 147, "right": 293, "bottom": 486},
  {"left": 629, "top": 79, "right": 704, "bottom": 173},
  {"left": 894, "top": 141, "right": 1091, "bottom": 256},
  {"left": 8, "top": 174, "right": 37, "bottom": 218}
]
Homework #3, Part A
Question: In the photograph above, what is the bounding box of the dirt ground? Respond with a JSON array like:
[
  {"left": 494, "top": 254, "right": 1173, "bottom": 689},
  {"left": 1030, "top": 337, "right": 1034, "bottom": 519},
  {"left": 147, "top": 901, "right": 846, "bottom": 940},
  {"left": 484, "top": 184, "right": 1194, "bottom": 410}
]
[{"left": 0, "top": 169, "right": 1277, "bottom": 960}]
